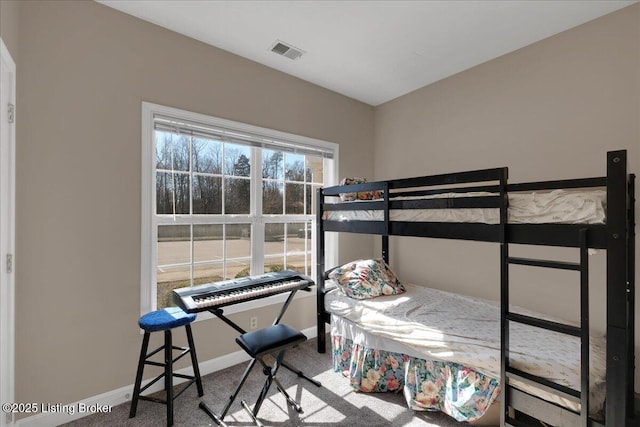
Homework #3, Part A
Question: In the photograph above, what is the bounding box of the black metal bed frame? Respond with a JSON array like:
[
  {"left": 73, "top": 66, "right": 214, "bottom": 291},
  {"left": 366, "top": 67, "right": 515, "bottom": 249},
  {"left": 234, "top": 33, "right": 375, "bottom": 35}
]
[{"left": 315, "top": 150, "right": 635, "bottom": 427}]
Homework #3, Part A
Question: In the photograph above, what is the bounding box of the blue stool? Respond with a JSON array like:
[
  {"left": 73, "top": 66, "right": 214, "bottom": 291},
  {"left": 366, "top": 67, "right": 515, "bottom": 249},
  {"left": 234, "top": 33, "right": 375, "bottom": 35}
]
[{"left": 129, "top": 307, "right": 204, "bottom": 426}]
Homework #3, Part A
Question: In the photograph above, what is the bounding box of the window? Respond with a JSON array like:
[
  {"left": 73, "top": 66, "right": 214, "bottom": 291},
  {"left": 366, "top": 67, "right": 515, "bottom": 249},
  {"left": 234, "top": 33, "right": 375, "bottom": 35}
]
[{"left": 141, "top": 103, "right": 338, "bottom": 313}]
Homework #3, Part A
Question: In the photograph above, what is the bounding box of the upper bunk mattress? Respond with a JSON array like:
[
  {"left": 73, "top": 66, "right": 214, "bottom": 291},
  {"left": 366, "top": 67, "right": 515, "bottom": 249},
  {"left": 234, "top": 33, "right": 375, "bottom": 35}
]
[
  {"left": 325, "top": 283, "right": 606, "bottom": 415},
  {"left": 323, "top": 189, "right": 606, "bottom": 224}
]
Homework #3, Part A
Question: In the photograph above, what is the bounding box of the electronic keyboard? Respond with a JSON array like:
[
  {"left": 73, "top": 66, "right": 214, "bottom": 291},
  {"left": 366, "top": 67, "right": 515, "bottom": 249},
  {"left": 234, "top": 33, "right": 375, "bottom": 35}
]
[{"left": 172, "top": 270, "right": 314, "bottom": 313}]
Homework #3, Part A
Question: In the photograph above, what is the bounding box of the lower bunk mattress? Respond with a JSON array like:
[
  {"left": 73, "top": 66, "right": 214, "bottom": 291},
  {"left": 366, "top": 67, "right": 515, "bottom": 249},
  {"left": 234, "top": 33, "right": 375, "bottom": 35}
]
[{"left": 325, "top": 283, "right": 606, "bottom": 423}]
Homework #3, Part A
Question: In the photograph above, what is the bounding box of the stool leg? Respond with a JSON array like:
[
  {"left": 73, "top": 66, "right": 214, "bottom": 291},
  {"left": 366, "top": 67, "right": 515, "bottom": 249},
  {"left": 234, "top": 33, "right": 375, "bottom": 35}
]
[
  {"left": 200, "top": 357, "right": 258, "bottom": 425},
  {"left": 129, "top": 332, "right": 150, "bottom": 418},
  {"left": 165, "top": 329, "right": 174, "bottom": 427},
  {"left": 241, "top": 400, "right": 265, "bottom": 427},
  {"left": 185, "top": 324, "right": 204, "bottom": 396},
  {"left": 253, "top": 350, "right": 286, "bottom": 416},
  {"left": 273, "top": 377, "right": 303, "bottom": 413}
]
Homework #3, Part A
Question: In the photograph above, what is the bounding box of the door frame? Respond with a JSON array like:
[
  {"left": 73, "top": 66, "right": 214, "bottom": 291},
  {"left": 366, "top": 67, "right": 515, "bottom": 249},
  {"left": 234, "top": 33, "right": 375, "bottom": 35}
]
[{"left": 0, "top": 37, "right": 16, "bottom": 426}]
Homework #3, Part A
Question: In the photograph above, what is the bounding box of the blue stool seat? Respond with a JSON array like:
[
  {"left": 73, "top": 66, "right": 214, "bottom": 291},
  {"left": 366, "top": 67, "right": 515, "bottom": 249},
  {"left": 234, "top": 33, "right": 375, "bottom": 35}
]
[
  {"left": 130, "top": 307, "right": 203, "bottom": 426},
  {"left": 139, "top": 307, "right": 196, "bottom": 332}
]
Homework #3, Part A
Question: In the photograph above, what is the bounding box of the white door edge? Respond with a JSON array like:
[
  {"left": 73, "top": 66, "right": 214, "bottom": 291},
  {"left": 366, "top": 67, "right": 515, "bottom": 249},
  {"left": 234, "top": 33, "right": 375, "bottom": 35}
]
[{"left": 0, "top": 37, "right": 16, "bottom": 427}]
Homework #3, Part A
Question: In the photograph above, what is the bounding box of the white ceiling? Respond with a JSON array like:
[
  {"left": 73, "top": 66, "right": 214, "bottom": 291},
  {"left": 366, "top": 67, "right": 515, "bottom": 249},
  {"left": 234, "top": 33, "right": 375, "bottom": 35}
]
[{"left": 97, "top": 0, "right": 636, "bottom": 106}]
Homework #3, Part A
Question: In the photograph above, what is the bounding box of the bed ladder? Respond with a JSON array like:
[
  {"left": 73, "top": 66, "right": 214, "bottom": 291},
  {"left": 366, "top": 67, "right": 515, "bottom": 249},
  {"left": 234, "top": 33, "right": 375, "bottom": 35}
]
[{"left": 502, "top": 229, "right": 591, "bottom": 427}]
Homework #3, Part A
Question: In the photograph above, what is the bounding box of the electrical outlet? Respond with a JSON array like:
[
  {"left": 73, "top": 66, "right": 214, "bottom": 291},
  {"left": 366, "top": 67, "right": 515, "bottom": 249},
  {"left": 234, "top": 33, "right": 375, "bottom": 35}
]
[{"left": 250, "top": 316, "right": 258, "bottom": 329}]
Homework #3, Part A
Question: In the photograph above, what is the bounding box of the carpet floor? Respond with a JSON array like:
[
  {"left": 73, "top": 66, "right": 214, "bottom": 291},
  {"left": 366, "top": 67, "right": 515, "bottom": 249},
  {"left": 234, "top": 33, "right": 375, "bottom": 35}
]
[{"left": 62, "top": 336, "right": 492, "bottom": 427}]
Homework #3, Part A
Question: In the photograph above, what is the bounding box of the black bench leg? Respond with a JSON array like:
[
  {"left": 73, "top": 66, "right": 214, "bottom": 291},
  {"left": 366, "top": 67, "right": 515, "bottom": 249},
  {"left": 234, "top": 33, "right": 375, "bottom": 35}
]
[
  {"left": 281, "top": 360, "right": 322, "bottom": 387},
  {"left": 274, "top": 377, "right": 303, "bottom": 413},
  {"left": 199, "top": 401, "right": 229, "bottom": 427},
  {"left": 241, "top": 400, "right": 265, "bottom": 427},
  {"left": 252, "top": 350, "right": 287, "bottom": 416},
  {"left": 200, "top": 358, "right": 258, "bottom": 426}
]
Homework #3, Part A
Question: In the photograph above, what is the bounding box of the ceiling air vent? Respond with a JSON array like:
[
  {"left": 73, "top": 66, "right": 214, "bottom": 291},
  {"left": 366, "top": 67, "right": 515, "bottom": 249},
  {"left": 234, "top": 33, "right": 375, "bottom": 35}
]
[{"left": 270, "top": 40, "right": 305, "bottom": 60}]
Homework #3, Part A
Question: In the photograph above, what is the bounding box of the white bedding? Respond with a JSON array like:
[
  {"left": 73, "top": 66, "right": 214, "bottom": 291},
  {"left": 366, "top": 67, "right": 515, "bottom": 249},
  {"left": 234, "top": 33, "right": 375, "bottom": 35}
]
[
  {"left": 326, "top": 283, "right": 606, "bottom": 416},
  {"left": 323, "top": 189, "right": 606, "bottom": 224}
]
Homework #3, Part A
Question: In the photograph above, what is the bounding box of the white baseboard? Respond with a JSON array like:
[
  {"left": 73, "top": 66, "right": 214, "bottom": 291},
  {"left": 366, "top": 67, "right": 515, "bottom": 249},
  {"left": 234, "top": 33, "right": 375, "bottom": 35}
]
[{"left": 15, "top": 326, "right": 318, "bottom": 426}]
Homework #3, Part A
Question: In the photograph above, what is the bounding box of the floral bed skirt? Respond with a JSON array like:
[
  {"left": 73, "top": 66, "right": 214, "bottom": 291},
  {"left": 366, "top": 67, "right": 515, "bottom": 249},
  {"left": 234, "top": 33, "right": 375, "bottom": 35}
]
[{"left": 332, "top": 335, "right": 501, "bottom": 422}]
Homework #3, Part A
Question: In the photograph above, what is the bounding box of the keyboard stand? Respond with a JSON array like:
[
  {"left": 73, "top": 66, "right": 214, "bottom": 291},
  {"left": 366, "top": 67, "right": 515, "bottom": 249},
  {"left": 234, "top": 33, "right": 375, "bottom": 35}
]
[{"left": 199, "top": 288, "right": 321, "bottom": 426}]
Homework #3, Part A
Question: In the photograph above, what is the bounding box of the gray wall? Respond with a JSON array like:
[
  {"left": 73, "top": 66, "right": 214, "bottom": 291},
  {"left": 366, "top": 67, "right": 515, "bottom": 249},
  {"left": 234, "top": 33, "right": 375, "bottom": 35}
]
[
  {"left": 2, "top": 0, "right": 639, "bottom": 414},
  {"left": 374, "top": 3, "right": 640, "bottom": 389},
  {"left": 0, "top": 0, "right": 19, "bottom": 59},
  {"left": 4, "top": 0, "right": 374, "bottom": 410}
]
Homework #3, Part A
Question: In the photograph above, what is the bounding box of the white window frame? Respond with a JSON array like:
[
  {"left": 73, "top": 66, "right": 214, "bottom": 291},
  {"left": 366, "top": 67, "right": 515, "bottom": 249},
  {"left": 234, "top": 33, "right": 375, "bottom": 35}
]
[{"left": 141, "top": 102, "right": 338, "bottom": 317}]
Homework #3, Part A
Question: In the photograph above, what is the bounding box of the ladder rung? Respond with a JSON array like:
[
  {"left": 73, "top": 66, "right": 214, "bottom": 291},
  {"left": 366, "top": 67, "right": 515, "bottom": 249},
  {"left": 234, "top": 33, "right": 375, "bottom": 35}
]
[
  {"left": 506, "top": 367, "right": 580, "bottom": 399},
  {"left": 508, "top": 257, "right": 581, "bottom": 271},
  {"left": 506, "top": 312, "right": 581, "bottom": 336}
]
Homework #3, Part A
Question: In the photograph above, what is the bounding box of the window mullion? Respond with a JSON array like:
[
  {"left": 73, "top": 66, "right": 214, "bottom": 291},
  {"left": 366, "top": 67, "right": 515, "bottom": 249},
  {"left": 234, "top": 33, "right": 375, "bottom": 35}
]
[
  {"left": 222, "top": 224, "right": 227, "bottom": 279},
  {"left": 190, "top": 224, "right": 194, "bottom": 286},
  {"left": 251, "top": 146, "right": 263, "bottom": 275},
  {"left": 189, "top": 135, "right": 194, "bottom": 217},
  {"left": 284, "top": 223, "right": 288, "bottom": 269},
  {"left": 222, "top": 142, "right": 226, "bottom": 216},
  {"left": 189, "top": 137, "right": 195, "bottom": 286},
  {"left": 281, "top": 157, "right": 286, "bottom": 215}
]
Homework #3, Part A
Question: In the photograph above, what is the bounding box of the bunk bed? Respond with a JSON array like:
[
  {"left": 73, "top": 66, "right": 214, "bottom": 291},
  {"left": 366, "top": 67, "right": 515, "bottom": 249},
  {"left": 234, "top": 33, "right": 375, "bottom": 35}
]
[{"left": 315, "top": 150, "right": 635, "bottom": 427}]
